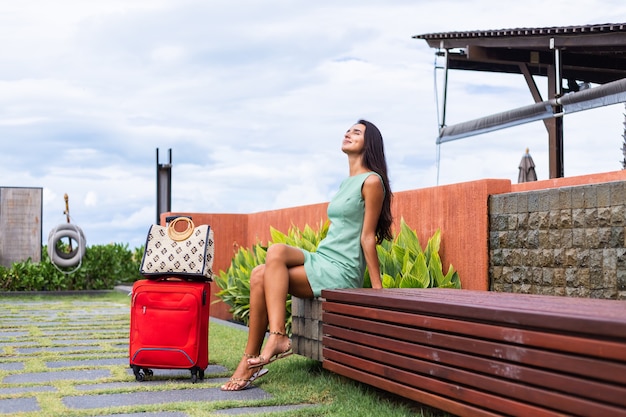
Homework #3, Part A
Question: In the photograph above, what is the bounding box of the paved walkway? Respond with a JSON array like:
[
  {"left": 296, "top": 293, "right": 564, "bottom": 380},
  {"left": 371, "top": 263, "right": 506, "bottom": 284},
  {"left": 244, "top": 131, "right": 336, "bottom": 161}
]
[{"left": 0, "top": 288, "right": 314, "bottom": 416}]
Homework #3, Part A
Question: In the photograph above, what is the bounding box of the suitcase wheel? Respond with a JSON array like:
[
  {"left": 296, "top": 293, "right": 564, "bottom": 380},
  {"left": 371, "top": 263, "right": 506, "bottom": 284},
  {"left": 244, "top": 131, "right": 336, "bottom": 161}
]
[
  {"left": 131, "top": 365, "right": 153, "bottom": 382},
  {"left": 190, "top": 367, "right": 205, "bottom": 383}
]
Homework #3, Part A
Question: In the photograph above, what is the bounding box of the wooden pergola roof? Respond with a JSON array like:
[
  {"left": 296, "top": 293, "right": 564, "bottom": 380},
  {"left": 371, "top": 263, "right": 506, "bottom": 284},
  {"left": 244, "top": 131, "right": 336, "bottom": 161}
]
[{"left": 414, "top": 23, "right": 626, "bottom": 178}]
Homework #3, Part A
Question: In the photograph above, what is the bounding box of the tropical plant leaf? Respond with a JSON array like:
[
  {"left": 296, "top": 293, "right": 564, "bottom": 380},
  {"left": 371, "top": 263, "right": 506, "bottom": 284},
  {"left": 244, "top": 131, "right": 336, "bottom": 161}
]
[
  {"left": 270, "top": 226, "right": 288, "bottom": 244},
  {"left": 424, "top": 229, "right": 441, "bottom": 265},
  {"left": 399, "top": 273, "right": 427, "bottom": 288},
  {"left": 446, "top": 270, "right": 462, "bottom": 289},
  {"left": 411, "top": 252, "right": 431, "bottom": 288},
  {"left": 381, "top": 273, "right": 396, "bottom": 288},
  {"left": 429, "top": 251, "right": 444, "bottom": 288},
  {"left": 397, "top": 218, "right": 422, "bottom": 255}
]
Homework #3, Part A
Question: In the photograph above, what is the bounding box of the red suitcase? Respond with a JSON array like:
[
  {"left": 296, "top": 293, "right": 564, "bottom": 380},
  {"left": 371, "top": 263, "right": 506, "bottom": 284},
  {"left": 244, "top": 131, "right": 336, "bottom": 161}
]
[{"left": 129, "top": 279, "right": 210, "bottom": 382}]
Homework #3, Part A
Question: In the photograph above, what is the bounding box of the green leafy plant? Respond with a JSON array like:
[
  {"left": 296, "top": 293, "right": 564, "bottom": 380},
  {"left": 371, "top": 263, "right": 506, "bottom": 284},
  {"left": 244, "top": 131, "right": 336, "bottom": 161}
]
[
  {"left": 0, "top": 243, "right": 144, "bottom": 292},
  {"left": 214, "top": 220, "right": 329, "bottom": 333},
  {"left": 213, "top": 243, "right": 267, "bottom": 325},
  {"left": 215, "top": 219, "right": 460, "bottom": 336},
  {"left": 365, "top": 218, "right": 461, "bottom": 289},
  {"left": 269, "top": 221, "right": 329, "bottom": 250}
]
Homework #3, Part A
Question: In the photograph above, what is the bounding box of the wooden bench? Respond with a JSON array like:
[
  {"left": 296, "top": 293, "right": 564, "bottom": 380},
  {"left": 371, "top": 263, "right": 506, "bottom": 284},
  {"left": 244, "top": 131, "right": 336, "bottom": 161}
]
[{"left": 321, "top": 288, "right": 626, "bottom": 417}]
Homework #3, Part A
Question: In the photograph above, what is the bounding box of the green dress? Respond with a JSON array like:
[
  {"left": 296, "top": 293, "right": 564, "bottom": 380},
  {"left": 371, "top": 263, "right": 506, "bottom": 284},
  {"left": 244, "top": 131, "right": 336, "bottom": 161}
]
[{"left": 302, "top": 172, "right": 382, "bottom": 297}]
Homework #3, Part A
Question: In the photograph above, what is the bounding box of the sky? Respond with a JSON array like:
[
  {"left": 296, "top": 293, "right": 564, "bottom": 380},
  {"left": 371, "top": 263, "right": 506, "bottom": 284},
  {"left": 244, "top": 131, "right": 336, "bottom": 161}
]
[{"left": 1, "top": 0, "right": 625, "bottom": 249}]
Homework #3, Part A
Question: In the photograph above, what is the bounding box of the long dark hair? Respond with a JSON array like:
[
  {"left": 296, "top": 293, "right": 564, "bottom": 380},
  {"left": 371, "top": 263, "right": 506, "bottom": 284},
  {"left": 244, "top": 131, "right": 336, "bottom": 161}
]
[{"left": 358, "top": 119, "right": 393, "bottom": 243}]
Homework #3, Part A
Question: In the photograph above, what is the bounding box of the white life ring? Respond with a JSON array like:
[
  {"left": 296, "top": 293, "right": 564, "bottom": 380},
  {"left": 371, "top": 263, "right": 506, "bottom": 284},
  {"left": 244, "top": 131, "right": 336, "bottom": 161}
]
[{"left": 47, "top": 223, "right": 86, "bottom": 268}]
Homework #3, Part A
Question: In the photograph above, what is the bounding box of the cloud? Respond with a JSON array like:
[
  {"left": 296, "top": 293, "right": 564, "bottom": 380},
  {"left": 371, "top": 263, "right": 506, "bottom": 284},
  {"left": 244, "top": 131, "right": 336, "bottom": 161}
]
[
  {"left": 2, "top": 0, "right": 625, "bottom": 248},
  {"left": 84, "top": 191, "right": 98, "bottom": 207}
]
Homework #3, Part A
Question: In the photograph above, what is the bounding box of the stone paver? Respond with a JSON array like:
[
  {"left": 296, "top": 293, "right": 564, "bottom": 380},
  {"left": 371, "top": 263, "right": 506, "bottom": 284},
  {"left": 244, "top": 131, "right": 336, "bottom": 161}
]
[
  {"left": 0, "top": 385, "right": 56, "bottom": 395},
  {"left": 63, "top": 387, "right": 272, "bottom": 410},
  {"left": 0, "top": 397, "right": 39, "bottom": 414},
  {"left": 15, "top": 345, "right": 102, "bottom": 354},
  {"left": 94, "top": 411, "right": 188, "bottom": 417},
  {"left": 3, "top": 369, "right": 112, "bottom": 384},
  {"left": 0, "top": 362, "right": 23, "bottom": 371},
  {"left": 213, "top": 404, "right": 318, "bottom": 415},
  {"left": 92, "top": 413, "right": 187, "bottom": 417},
  {"left": 46, "top": 357, "right": 128, "bottom": 368},
  {"left": 0, "top": 331, "right": 28, "bottom": 338}
]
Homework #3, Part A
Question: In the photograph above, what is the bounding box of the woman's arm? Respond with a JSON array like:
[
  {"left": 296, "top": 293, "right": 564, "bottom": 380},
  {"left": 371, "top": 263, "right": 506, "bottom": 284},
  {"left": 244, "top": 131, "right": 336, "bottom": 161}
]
[{"left": 361, "top": 174, "right": 385, "bottom": 289}]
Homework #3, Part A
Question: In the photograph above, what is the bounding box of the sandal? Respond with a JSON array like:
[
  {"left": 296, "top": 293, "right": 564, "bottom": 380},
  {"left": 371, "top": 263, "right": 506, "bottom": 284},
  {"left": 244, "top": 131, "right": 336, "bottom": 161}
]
[
  {"left": 221, "top": 354, "right": 269, "bottom": 391},
  {"left": 247, "top": 331, "right": 293, "bottom": 369}
]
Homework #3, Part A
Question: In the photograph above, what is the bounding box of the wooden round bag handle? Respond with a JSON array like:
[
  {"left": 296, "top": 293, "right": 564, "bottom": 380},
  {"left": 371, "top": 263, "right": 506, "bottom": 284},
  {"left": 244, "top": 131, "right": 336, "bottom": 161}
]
[{"left": 168, "top": 217, "right": 195, "bottom": 241}]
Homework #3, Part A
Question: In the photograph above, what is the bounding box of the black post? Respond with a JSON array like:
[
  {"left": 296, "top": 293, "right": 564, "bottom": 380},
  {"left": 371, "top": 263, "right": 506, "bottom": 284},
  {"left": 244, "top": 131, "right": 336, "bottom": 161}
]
[{"left": 156, "top": 148, "right": 172, "bottom": 224}]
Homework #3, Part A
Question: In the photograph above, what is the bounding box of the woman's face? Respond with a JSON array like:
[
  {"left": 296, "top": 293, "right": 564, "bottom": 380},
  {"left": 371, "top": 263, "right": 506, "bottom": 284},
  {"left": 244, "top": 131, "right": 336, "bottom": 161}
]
[{"left": 341, "top": 123, "right": 366, "bottom": 155}]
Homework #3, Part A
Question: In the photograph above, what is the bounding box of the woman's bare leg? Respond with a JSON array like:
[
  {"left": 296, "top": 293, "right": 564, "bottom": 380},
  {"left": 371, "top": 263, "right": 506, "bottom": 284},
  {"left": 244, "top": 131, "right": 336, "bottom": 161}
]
[
  {"left": 248, "top": 244, "right": 313, "bottom": 368},
  {"left": 247, "top": 264, "right": 271, "bottom": 352},
  {"left": 221, "top": 265, "right": 269, "bottom": 390}
]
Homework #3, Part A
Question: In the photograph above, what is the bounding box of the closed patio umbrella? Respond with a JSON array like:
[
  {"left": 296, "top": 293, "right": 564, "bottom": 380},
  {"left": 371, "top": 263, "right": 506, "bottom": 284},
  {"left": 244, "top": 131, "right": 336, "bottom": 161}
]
[{"left": 518, "top": 148, "right": 537, "bottom": 183}]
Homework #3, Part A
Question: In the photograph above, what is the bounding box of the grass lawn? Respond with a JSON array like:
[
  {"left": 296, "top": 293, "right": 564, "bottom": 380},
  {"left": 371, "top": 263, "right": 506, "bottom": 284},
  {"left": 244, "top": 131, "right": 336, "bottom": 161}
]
[
  {"left": 0, "top": 291, "right": 451, "bottom": 416},
  {"left": 209, "top": 317, "right": 450, "bottom": 417}
]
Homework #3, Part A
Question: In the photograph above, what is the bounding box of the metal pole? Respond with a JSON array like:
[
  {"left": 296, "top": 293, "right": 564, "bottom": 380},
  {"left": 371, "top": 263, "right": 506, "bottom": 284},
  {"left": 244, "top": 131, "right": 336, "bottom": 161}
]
[
  {"left": 549, "top": 38, "right": 564, "bottom": 178},
  {"left": 441, "top": 45, "right": 450, "bottom": 129}
]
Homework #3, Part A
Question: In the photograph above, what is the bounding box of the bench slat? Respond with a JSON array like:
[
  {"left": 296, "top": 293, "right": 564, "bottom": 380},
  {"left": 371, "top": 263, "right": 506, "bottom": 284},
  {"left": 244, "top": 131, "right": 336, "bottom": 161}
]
[
  {"left": 323, "top": 302, "right": 626, "bottom": 361},
  {"left": 323, "top": 312, "right": 626, "bottom": 385},
  {"left": 324, "top": 324, "right": 626, "bottom": 410},
  {"left": 322, "top": 288, "right": 626, "bottom": 338},
  {"left": 324, "top": 350, "right": 573, "bottom": 417}
]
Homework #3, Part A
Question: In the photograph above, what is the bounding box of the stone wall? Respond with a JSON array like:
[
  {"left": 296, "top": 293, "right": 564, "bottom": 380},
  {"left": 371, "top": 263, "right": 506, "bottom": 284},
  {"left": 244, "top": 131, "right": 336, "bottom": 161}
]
[
  {"left": 489, "top": 181, "right": 626, "bottom": 300},
  {"left": 291, "top": 297, "right": 323, "bottom": 361}
]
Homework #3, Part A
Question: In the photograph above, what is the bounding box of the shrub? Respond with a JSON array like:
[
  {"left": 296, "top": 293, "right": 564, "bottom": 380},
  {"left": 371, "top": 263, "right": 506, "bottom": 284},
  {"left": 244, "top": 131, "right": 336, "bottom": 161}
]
[
  {"left": 0, "top": 243, "right": 144, "bottom": 291},
  {"left": 215, "top": 219, "right": 461, "bottom": 334}
]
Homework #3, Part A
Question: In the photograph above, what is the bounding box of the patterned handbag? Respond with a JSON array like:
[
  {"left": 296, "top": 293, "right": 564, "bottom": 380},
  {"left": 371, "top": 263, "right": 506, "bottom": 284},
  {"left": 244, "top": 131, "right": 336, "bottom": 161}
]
[{"left": 139, "top": 217, "right": 214, "bottom": 281}]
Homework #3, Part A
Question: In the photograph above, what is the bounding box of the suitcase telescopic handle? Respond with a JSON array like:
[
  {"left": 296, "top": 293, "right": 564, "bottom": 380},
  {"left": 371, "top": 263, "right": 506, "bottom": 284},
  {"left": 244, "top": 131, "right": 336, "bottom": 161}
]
[{"left": 165, "top": 215, "right": 192, "bottom": 224}]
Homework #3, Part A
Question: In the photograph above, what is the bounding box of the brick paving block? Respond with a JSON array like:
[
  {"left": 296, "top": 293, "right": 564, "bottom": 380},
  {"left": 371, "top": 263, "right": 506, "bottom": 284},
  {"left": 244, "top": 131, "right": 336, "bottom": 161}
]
[
  {"left": 63, "top": 387, "right": 272, "bottom": 410},
  {"left": 43, "top": 353, "right": 125, "bottom": 364},
  {"left": 46, "top": 357, "right": 128, "bottom": 368},
  {"left": 0, "top": 397, "right": 40, "bottom": 414},
  {"left": 52, "top": 338, "right": 127, "bottom": 345},
  {"left": 3, "top": 369, "right": 111, "bottom": 384},
  {"left": 0, "top": 362, "right": 24, "bottom": 371},
  {"left": 50, "top": 338, "right": 109, "bottom": 345},
  {"left": 0, "top": 331, "right": 29, "bottom": 339},
  {"left": 0, "top": 341, "right": 37, "bottom": 348},
  {"left": 42, "top": 328, "right": 123, "bottom": 336},
  {"left": 77, "top": 377, "right": 230, "bottom": 392},
  {"left": 0, "top": 320, "right": 58, "bottom": 327},
  {"left": 0, "top": 385, "right": 56, "bottom": 395},
  {"left": 16, "top": 345, "right": 102, "bottom": 354},
  {"left": 75, "top": 382, "right": 140, "bottom": 391},
  {"left": 213, "top": 404, "right": 317, "bottom": 415},
  {"left": 91, "top": 413, "right": 187, "bottom": 417}
]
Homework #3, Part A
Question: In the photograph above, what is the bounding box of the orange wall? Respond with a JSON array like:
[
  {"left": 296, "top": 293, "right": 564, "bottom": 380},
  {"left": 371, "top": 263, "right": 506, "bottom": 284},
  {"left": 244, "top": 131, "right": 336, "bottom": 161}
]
[
  {"left": 164, "top": 169, "right": 626, "bottom": 319},
  {"left": 247, "top": 203, "right": 329, "bottom": 245},
  {"left": 393, "top": 179, "right": 511, "bottom": 291}
]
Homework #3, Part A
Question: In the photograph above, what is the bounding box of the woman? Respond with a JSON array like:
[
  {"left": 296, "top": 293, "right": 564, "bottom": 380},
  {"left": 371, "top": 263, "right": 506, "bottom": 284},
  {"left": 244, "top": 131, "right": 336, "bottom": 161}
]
[{"left": 221, "top": 119, "right": 393, "bottom": 391}]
